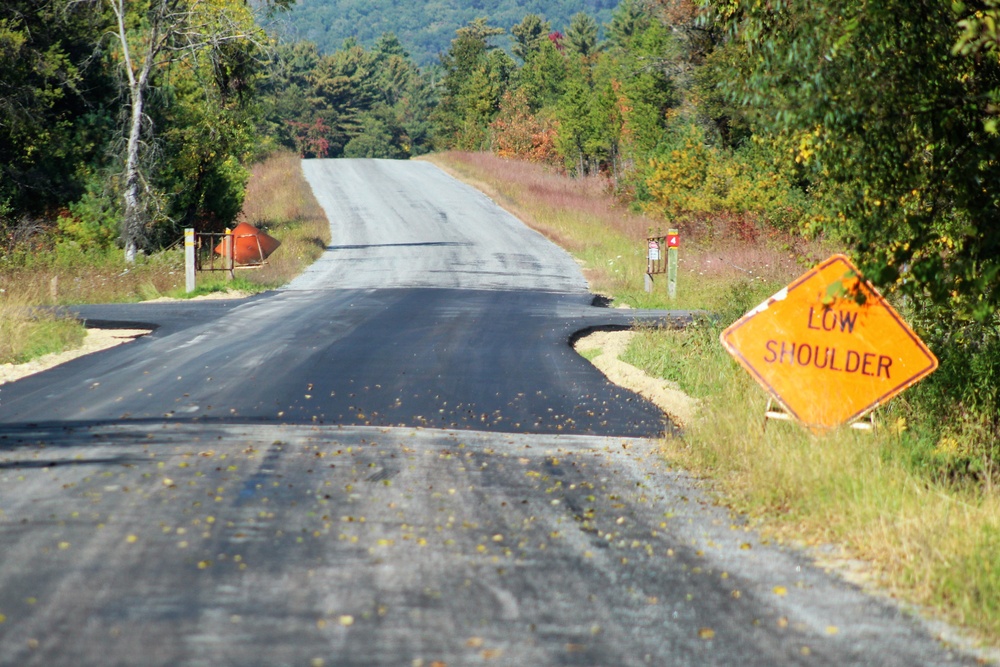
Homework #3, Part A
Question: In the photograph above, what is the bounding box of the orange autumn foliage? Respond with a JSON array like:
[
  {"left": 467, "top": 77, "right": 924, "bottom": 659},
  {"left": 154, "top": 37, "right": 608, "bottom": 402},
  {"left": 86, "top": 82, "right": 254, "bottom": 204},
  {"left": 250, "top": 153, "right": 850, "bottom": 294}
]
[{"left": 489, "top": 90, "right": 561, "bottom": 165}]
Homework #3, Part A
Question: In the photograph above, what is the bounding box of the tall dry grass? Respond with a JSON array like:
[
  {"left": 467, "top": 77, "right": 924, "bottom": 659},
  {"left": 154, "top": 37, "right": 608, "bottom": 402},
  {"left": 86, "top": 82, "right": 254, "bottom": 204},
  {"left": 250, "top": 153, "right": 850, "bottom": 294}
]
[
  {"left": 0, "top": 248, "right": 184, "bottom": 306},
  {"left": 0, "top": 239, "right": 183, "bottom": 364},
  {"left": 670, "top": 365, "right": 1000, "bottom": 641},
  {"left": 231, "top": 151, "right": 330, "bottom": 289}
]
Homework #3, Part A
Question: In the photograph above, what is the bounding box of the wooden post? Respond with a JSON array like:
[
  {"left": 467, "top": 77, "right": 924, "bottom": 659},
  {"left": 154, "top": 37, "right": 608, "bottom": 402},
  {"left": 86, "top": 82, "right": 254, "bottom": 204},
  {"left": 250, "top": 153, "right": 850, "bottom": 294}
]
[
  {"left": 184, "top": 228, "right": 196, "bottom": 293},
  {"left": 224, "top": 228, "right": 234, "bottom": 281}
]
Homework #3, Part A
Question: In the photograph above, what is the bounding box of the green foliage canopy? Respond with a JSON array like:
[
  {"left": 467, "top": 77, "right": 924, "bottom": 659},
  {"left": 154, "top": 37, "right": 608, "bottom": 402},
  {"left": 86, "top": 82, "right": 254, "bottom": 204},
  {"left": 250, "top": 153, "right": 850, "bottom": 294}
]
[{"left": 708, "top": 0, "right": 1000, "bottom": 320}]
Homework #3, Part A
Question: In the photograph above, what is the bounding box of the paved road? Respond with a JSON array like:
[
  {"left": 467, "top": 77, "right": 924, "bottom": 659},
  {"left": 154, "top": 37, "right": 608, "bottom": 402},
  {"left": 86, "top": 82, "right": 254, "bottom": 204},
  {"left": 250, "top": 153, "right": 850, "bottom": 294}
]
[{"left": 0, "top": 159, "right": 980, "bottom": 666}]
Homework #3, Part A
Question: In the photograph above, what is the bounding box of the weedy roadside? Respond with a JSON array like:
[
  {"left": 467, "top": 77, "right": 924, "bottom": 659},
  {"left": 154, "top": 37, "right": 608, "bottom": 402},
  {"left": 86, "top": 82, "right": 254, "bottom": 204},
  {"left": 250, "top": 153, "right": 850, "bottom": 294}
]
[
  {"left": 430, "top": 150, "right": 1000, "bottom": 648},
  {"left": 0, "top": 150, "right": 328, "bottom": 364}
]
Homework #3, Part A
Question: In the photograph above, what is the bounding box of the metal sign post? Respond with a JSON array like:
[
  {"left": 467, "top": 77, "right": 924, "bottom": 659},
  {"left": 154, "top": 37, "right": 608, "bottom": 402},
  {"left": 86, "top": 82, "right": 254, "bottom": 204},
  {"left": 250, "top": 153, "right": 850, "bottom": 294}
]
[{"left": 666, "top": 228, "right": 679, "bottom": 300}]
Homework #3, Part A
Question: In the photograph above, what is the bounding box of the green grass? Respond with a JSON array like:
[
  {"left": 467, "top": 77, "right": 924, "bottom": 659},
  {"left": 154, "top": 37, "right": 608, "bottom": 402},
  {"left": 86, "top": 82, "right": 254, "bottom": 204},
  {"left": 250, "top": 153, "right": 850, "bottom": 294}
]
[{"left": 0, "top": 301, "right": 87, "bottom": 364}]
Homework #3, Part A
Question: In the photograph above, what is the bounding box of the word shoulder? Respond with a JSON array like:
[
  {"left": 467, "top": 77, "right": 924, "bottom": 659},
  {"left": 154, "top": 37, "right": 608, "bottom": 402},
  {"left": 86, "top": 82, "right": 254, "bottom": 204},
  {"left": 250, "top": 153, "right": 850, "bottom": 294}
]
[{"left": 762, "top": 340, "right": 892, "bottom": 379}]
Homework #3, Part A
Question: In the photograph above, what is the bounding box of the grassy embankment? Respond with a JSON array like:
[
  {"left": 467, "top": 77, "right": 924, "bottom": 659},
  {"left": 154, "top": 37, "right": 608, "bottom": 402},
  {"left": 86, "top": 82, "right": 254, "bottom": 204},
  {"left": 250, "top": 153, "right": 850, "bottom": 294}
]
[
  {"left": 426, "top": 150, "right": 1000, "bottom": 647},
  {"left": 0, "top": 151, "right": 328, "bottom": 364}
]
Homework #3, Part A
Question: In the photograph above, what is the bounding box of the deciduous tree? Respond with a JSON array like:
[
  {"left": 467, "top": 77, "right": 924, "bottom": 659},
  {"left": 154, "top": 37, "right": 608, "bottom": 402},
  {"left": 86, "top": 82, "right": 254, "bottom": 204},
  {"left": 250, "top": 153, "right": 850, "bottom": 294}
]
[{"left": 94, "top": 0, "right": 281, "bottom": 261}]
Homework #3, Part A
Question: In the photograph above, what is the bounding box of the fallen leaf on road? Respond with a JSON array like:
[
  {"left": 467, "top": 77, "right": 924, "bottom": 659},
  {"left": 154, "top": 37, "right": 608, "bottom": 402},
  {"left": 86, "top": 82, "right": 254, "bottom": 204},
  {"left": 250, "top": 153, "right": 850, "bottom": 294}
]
[{"left": 698, "top": 628, "right": 715, "bottom": 640}]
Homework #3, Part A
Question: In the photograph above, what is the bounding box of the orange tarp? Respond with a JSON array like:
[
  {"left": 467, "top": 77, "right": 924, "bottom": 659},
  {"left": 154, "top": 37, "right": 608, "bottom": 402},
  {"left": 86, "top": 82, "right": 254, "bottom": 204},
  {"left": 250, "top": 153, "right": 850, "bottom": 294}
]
[{"left": 214, "top": 222, "right": 281, "bottom": 265}]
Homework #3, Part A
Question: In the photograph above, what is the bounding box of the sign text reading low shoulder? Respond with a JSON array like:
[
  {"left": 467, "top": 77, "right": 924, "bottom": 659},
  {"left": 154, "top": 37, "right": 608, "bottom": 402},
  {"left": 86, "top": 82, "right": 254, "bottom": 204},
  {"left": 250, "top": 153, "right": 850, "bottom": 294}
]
[{"left": 720, "top": 254, "right": 938, "bottom": 431}]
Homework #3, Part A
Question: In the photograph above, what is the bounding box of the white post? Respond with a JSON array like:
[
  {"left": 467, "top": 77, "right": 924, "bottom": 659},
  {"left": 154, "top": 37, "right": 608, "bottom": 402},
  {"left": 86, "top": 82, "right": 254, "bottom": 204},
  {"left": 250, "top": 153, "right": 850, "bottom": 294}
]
[
  {"left": 667, "top": 229, "right": 679, "bottom": 300},
  {"left": 185, "top": 228, "right": 196, "bottom": 293}
]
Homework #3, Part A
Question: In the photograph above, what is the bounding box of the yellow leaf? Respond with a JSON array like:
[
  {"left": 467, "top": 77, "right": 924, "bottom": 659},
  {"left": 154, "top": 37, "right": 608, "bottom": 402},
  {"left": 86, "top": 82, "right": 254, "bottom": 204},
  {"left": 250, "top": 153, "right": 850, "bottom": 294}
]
[
  {"left": 698, "top": 627, "right": 715, "bottom": 640},
  {"left": 339, "top": 615, "right": 354, "bottom": 626},
  {"left": 773, "top": 585, "right": 788, "bottom": 596},
  {"left": 126, "top": 535, "right": 138, "bottom": 544},
  {"left": 466, "top": 637, "right": 484, "bottom": 648}
]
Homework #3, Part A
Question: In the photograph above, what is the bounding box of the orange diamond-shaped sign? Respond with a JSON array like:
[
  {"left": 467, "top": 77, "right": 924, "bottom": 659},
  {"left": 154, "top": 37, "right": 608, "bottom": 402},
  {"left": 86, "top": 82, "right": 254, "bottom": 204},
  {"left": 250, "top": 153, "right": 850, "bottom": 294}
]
[{"left": 720, "top": 254, "right": 938, "bottom": 431}]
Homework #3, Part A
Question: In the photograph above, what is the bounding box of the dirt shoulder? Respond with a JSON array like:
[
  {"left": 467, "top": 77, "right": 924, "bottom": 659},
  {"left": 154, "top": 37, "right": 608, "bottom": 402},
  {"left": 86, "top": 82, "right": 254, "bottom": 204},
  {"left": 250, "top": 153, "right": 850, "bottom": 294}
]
[{"left": 573, "top": 329, "right": 699, "bottom": 429}]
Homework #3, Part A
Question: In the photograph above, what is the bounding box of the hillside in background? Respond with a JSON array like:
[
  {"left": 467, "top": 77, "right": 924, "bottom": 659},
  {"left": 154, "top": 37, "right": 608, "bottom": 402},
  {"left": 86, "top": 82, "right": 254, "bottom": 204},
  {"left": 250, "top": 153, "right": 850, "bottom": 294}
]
[{"left": 272, "top": 0, "right": 619, "bottom": 64}]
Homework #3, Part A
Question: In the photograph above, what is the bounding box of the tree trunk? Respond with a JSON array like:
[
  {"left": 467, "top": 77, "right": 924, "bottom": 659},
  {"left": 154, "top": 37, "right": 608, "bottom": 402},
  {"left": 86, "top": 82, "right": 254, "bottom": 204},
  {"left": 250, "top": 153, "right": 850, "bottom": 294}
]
[{"left": 122, "top": 81, "right": 144, "bottom": 263}]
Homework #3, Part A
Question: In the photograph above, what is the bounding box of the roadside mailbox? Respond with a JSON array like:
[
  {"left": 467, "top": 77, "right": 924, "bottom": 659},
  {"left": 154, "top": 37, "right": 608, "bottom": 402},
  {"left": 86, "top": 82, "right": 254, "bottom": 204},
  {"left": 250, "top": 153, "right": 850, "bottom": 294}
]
[
  {"left": 720, "top": 254, "right": 938, "bottom": 431},
  {"left": 645, "top": 235, "right": 666, "bottom": 293},
  {"left": 644, "top": 230, "right": 680, "bottom": 298}
]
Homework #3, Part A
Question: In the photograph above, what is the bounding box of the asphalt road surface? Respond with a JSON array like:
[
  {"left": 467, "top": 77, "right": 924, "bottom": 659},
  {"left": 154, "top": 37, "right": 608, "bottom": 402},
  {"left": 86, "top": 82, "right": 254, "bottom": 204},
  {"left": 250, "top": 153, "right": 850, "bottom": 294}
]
[{"left": 0, "top": 159, "right": 980, "bottom": 666}]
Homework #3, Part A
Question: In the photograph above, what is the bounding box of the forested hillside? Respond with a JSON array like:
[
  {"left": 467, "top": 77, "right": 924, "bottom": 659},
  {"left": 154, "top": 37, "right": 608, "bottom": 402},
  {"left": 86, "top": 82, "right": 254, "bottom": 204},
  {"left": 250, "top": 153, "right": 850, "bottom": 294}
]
[{"left": 275, "top": 0, "right": 618, "bottom": 65}]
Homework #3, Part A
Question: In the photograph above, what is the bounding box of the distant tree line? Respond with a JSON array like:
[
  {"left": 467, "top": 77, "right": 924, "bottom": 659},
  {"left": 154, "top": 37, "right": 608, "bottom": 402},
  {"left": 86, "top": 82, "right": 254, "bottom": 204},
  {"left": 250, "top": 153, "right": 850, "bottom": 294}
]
[{"left": 272, "top": 0, "right": 619, "bottom": 68}]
